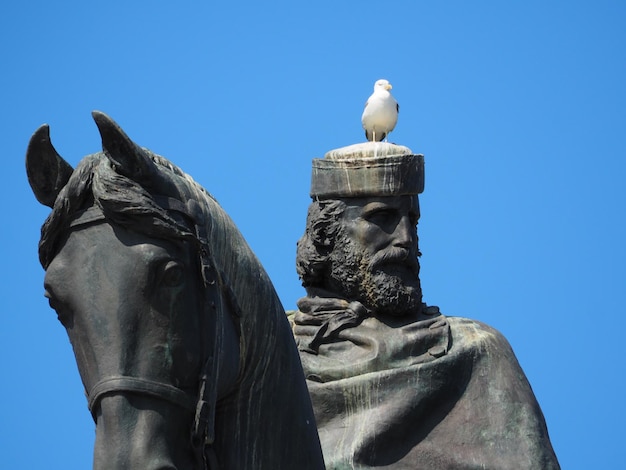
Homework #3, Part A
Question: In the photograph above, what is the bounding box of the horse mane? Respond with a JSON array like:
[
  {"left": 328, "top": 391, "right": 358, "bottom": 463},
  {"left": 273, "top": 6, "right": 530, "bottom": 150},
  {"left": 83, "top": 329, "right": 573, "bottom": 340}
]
[{"left": 40, "top": 149, "right": 205, "bottom": 267}]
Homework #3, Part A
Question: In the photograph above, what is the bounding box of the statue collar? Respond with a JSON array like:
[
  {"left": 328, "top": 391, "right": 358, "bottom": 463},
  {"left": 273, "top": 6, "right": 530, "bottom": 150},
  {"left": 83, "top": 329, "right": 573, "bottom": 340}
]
[
  {"left": 294, "top": 289, "right": 369, "bottom": 354},
  {"left": 294, "top": 289, "right": 441, "bottom": 355}
]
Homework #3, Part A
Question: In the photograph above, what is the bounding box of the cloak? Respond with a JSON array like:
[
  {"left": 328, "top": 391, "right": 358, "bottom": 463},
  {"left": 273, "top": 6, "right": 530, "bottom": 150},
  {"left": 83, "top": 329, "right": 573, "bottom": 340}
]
[{"left": 290, "top": 302, "right": 559, "bottom": 469}]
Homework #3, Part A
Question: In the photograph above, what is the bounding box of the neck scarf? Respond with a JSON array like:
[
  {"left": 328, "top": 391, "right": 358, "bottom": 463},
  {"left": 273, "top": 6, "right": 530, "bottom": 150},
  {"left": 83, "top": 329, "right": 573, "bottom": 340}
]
[{"left": 294, "top": 288, "right": 369, "bottom": 354}]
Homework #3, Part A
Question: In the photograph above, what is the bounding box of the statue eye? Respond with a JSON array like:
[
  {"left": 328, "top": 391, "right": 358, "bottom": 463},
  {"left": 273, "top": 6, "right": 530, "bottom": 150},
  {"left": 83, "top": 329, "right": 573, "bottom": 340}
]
[
  {"left": 366, "top": 209, "right": 395, "bottom": 226},
  {"left": 160, "top": 260, "right": 184, "bottom": 287}
]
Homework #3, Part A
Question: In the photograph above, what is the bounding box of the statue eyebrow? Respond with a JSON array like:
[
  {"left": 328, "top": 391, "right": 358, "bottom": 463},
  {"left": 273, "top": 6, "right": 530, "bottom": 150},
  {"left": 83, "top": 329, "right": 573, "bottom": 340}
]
[{"left": 361, "top": 202, "right": 396, "bottom": 217}]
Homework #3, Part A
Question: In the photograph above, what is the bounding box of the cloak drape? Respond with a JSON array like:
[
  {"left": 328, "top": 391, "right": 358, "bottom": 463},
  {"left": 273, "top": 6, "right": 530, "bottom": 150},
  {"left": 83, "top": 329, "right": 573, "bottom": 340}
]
[{"left": 291, "top": 306, "right": 559, "bottom": 469}]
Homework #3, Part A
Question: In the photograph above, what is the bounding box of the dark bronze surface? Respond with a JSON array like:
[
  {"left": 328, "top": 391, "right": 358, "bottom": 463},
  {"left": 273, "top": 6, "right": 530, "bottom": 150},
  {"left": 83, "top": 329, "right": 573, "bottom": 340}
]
[
  {"left": 292, "top": 143, "right": 560, "bottom": 469},
  {"left": 27, "top": 112, "right": 324, "bottom": 470}
]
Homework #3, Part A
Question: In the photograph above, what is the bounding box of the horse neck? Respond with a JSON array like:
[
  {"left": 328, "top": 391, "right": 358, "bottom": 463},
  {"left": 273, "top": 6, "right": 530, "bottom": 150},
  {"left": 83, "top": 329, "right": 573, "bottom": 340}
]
[
  {"left": 211, "top": 297, "right": 324, "bottom": 469},
  {"left": 199, "top": 198, "right": 324, "bottom": 468}
]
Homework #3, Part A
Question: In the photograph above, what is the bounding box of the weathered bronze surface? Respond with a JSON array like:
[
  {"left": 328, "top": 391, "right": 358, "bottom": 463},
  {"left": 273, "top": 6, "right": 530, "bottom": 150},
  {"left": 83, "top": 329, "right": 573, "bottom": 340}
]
[
  {"left": 291, "top": 142, "right": 560, "bottom": 469},
  {"left": 26, "top": 112, "right": 324, "bottom": 470}
]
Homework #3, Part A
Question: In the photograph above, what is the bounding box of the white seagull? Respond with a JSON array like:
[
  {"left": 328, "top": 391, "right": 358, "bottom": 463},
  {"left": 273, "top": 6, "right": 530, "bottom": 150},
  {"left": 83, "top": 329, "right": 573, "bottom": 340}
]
[{"left": 361, "top": 79, "right": 399, "bottom": 142}]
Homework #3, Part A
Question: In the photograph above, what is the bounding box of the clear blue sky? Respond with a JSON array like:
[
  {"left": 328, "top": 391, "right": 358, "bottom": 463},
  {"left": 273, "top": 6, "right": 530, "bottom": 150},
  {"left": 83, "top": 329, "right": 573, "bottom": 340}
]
[{"left": 2, "top": 1, "right": 624, "bottom": 468}]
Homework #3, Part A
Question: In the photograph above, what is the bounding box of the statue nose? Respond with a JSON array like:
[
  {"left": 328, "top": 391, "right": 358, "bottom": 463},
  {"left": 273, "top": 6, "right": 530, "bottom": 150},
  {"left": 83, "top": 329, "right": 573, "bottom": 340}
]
[{"left": 393, "top": 215, "right": 414, "bottom": 248}]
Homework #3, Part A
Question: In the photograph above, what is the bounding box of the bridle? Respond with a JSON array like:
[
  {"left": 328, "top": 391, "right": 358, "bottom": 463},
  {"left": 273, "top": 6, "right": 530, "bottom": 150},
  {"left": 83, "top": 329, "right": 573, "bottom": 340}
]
[
  {"left": 87, "top": 376, "right": 197, "bottom": 414},
  {"left": 66, "top": 197, "right": 228, "bottom": 469}
]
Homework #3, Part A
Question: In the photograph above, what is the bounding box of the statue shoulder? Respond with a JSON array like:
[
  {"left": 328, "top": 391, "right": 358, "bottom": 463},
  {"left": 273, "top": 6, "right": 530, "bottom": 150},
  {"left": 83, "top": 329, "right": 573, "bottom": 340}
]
[
  {"left": 443, "top": 315, "right": 526, "bottom": 367},
  {"left": 445, "top": 316, "right": 512, "bottom": 345}
]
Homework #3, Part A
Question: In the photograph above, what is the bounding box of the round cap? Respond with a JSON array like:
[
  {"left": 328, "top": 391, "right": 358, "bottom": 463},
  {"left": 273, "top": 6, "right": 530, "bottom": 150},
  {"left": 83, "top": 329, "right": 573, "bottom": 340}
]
[{"left": 310, "top": 142, "right": 424, "bottom": 199}]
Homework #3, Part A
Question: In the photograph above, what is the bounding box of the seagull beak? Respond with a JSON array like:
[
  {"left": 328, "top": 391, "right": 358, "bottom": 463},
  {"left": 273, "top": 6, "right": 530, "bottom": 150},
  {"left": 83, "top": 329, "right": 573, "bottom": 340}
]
[{"left": 385, "top": 83, "right": 393, "bottom": 90}]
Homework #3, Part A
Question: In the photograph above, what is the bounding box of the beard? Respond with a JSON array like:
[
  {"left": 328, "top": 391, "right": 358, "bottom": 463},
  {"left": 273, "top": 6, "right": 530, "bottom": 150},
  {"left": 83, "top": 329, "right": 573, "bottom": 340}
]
[{"left": 327, "top": 232, "right": 422, "bottom": 317}]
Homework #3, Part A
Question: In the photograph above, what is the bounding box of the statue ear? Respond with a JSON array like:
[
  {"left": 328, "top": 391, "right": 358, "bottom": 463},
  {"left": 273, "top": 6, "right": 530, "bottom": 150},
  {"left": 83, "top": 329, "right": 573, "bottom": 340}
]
[
  {"left": 92, "top": 110, "right": 157, "bottom": 184},
  {"left": 26, "top": 124, "right": 74, "bottom": 208}
]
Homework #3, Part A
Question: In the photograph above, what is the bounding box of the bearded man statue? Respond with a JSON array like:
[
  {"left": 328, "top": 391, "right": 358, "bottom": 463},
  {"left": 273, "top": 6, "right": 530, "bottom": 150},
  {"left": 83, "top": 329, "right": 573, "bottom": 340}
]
[{"left": 290, "top": 143, "right": 560, "bottom": 469}]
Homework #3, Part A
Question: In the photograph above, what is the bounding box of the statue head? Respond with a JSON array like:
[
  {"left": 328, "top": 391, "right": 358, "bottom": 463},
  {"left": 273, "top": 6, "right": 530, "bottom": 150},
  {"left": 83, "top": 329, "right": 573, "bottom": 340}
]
[{"left": 296, "top": 144, "right": 425, "bottom": 317}]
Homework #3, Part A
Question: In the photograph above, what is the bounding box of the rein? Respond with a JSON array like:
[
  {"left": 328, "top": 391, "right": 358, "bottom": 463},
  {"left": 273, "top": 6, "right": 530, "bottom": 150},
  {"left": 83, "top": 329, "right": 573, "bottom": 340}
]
[{"left": 70, "top": 198, "right": 227, "bottom": 469}]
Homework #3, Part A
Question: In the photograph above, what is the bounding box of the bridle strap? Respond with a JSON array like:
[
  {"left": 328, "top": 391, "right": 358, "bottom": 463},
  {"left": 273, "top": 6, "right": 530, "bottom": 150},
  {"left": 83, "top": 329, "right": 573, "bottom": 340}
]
[
  {"left": 87, "top": 376, "right": 196, "bottom": 419},
  {"left": 69, "top": 206, "right": 107, "bottom": 228},
  {"left": 70, "top": 196, "right": 227, "bottom": 469},
  {"left": 68, "top": 197, "right": 194, "bottom": 230},
  {"left": 188, "top": 197, "right": 222, "bottom": 453}
]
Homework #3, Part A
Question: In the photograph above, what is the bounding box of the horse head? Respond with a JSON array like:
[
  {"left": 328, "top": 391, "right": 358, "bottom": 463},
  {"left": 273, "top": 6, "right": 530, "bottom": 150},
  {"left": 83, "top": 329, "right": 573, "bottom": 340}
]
[{"left": 26, "top": 113, "right": 323, "bottom": 469}]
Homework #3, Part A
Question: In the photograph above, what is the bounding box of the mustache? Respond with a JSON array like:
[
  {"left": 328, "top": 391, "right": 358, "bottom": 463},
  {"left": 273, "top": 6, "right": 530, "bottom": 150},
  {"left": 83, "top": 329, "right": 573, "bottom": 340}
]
[{"left": 369, "top": 247, "right": 419, "bottom": 273}]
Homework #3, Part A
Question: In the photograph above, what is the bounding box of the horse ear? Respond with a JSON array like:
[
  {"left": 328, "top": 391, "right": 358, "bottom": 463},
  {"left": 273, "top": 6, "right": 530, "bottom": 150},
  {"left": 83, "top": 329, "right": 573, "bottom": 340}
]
[
  {"left": 92, "top": 110, "right": 158, "bottom": 183},
  {"left": 26, "top": 124, "right": 74, "bottom": 208}
]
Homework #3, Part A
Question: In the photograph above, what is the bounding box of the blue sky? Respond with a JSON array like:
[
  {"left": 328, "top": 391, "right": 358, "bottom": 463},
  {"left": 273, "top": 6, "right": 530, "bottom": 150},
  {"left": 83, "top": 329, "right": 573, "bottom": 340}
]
[{"left": 2, "top": 1, "right": 624, "bottom": 468}]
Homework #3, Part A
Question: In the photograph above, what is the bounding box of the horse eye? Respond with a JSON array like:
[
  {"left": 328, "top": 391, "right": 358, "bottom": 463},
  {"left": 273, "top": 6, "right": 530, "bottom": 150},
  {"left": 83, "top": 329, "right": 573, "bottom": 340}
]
[
  {"left": 161, "top": 261, "right": 184, "bottom": 287},
  {"left": 44, "top": 287, "right": 72, "bottom": 326},
  {"left": 44, "top": 289, "right": 57, "bottom": 309},
  {"left": 44, "top": 284, "right": 62, "bottom": 310}
]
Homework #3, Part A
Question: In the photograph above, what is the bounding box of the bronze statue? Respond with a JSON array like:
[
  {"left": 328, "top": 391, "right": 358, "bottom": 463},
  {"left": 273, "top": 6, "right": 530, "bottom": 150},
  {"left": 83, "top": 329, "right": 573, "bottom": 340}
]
[
  {"left": 291, "top": 142, "right": 560, "bottom": 469},
  {"left": 26, "top": 112, "right": 324, "bottom": 470}
]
